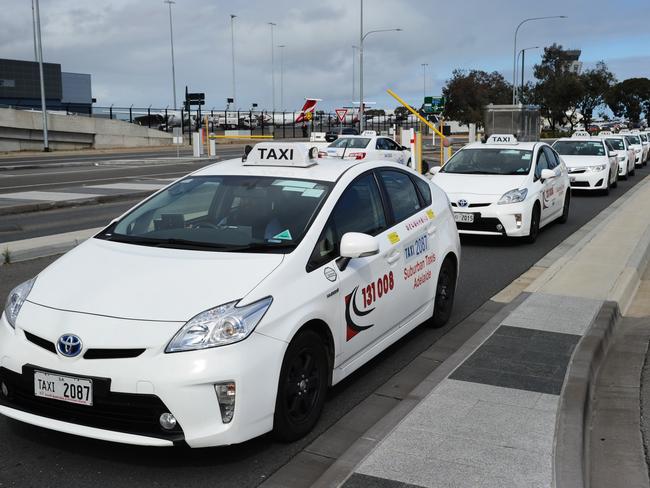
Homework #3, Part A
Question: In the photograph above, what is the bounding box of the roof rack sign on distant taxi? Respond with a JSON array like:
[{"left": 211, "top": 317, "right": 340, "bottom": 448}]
[
  {"left": 572, "top": 131, "right": 591, "bottom": 138},
  {"left": 244, "top": 142, "right": 319, "bottom": 168},
  {"left": 486, "top": 134, "right": 518, "bottom": 144}
]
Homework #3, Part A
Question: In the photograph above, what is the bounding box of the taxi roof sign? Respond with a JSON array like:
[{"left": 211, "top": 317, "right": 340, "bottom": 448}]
[
  {"left": 244, "top": 142, "right": 318, "bottom": 167},
  {"left": 361, "top": 130, "right": 377, "bottom": 136},
  {"left": 572, "top": 131, "right": 591, "bottom": 138},
  {"left": 486, "top": 134, "right": 517, "bottom": 145},
  {"left": 599, "top": 130, "right": 613, "bottom": 136}
]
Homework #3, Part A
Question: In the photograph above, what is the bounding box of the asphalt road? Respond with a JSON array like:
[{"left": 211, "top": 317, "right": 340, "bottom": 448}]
[{"left": 0, "top": 166, "right": 648, "bottom": 488}]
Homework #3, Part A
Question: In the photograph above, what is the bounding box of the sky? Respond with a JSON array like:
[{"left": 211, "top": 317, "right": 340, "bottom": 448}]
[{"left": 1, "top": 0, "right": 649, "bottom": 112}]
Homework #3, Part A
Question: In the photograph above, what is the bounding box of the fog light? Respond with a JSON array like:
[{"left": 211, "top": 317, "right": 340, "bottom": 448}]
[
  {"left": 1, "top": 382, "right": 8, "bottom": 397},
  {"left": 215, "top": 382, "right": 236, "bottom": 424},
  {"left": 159, "top": 412, "right": 177, "bottom": 430},
  {"left": 496, "top": 224, "right": 504, "bottom": 231},
  {"left": 514, "top": 214, "right": 522, "bottom": 228}
]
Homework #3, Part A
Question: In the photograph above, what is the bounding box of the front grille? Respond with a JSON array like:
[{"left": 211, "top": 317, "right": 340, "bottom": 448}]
[
  {"left": 570, "top": 181, "right": 590, "bottom": 188},
  {"left": 21, "top": 331, "right": 146, "bottom": 360},
  {"left": 456, "top": 215, "right": 506, "bottom": 234},
  {"left": 568, "top": 168, "right": 586, "bottom": 174},
  {"left": 451, "top": 202, "right": 491, "bottom": 208},
  {"left": 24, "top": 331, "right": 56, "bottom": 354},
  {"left": 0, "top": 366, "right": 184, "bottom": 442}
]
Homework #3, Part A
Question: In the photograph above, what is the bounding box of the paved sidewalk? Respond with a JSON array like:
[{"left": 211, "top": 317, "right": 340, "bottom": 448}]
[{"left": 333, "top": 177, "right": 650, "bottom": 488}]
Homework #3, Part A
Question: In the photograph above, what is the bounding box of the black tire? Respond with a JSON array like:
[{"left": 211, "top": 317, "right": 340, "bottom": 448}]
[
  {"left": 630, "top": 166, "right": 636, "bottom": 177},
  {"left": 601, "top": 175, "right": 610, "bottom": 196},
  {"left": 558, "top": 192, "right": 570, "bottom": 224},
  {"left": 429, "top": 257, "right": 457, "bottom": 328},
  {"left": 273, "top": 330, "right": 329, "bottom": 442},
  {"left": 524, "top": 204, "right": 541, "bottom": 244},
  {"left": 621, "top": 169, "right": 628, "bottom": 181},
  {"left": 611, "top": 170, "right": 618, "bottom": 188}
]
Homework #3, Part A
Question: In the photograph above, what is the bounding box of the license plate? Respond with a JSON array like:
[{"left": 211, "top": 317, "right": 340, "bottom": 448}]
[
  {"left": 34, "top": 371, "right": 93, "bottom": 406},
  {"left": 454, "top": 213, "right": 474, "bottom": 223}
]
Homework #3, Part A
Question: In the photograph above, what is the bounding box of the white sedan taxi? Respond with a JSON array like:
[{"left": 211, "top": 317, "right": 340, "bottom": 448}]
[
  {"left": 430, "top": 134, "right": 570, "bottom": 243},
  {"left": 321, "top": 131, "right": 411, "bottom": 165},
  {"left": 552, "top": 132, "right": 619, "bottom": 194},
  {"left": 620, "top": 131, "right": 645, "bottom": 168},
  {"left": 599, "top": 131, "right": 636, "bottom": 179},
  {"left": 1, "top": 143, "right": 460, "bottom": 448}
]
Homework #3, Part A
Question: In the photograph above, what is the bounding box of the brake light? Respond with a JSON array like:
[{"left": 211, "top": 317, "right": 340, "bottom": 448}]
[
  {"left": 349, "top": 152, "right": 366, "bottom": 160},
  {"left": 318, "top": 151, "right": 327, "bottom": 158}
]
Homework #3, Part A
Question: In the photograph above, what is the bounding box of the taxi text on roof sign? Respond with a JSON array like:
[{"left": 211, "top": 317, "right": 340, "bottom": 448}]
[
  {"left": 599, "top": 130, "right": 613, "bottom": 136},
  {"left": 572, "top": 131, "right": 591, "bottom": 138},
  {"left": 244, "top": 142, "right": 319, "bottom": 168},
  {"left": 486, "top": 134, "right": 518, "bottom": 144}
]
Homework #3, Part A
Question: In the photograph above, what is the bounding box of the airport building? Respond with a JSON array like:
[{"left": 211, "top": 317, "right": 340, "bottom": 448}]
[{"left": 0, "top": 58, "right": 93, "bottom": 114}]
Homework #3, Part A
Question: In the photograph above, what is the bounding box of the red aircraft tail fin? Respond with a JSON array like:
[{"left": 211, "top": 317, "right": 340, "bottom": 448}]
[{"left": 295, "top": 98, "right": 320, "bottom": 123}]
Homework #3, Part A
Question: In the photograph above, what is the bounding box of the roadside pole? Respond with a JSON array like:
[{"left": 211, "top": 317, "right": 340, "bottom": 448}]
[{"left": 34, "top": 0, "right": 49, "bottom": 151}]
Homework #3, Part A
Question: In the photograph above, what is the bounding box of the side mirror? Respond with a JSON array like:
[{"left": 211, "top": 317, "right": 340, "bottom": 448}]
[
  {"left": 340, "top": 232, "right": 379, "bottom": 259},
  {"left": 540, "top": 169, "right": 555, "bottom": 181},
  {"left": 401, "top": 145, "right": 409, "bottom": 151},
  {"left": 430, "top": 166, "right": 442, "bottom": 175}
]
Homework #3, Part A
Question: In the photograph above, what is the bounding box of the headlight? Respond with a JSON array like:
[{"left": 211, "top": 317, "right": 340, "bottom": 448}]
[
  {"left": 166, "top": 296, "right": 272, "bottom": 352},
  {"left": 498, "top": 188, "right": 528, "bottom": 205},
  {"left": 4, "top": 278, "right": 36, "bottom": 329},
  {"left": 586, "top": 164, "right": 607, "bottom": 172}
]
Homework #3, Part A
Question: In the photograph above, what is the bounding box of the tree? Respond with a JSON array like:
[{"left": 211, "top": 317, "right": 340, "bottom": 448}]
[
  {"left": 605, "top": 78, "right": 650, "bottom": 127},
  {"left": 533, "top": 44, "right": 584, "bottom": 131},
  {"left": 575, "top": 62, "right": 616, "bottom": 130},
  {"left": 441, "top": 69, "right": 511, "bottom": 127}
]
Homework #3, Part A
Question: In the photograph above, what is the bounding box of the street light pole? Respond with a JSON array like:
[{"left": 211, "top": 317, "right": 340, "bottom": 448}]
[
  {"left": 33, "top": 0, "right": 48, "bottom": 151},
  {"left": 230, "top": 14, "right": 237, "bottom": 106},
  {"left": 278, "top": 45, "right": 286, "bottom": 111},
  {"left": 358, "top": 0, "right": 401, "bottom": 131},
  {"left": 421, "top": 63, "right": 428, "bottom": 100},
  {"left": 512, "top": 15, "right": 566, "bottom": 104},
  {"left": 352, "top": 45, "right": 358, "bottom": 105},
  {"left": 268, "top": 22, "right": 277, "bottom": 112},
  {"left": 517, "top": 46, "right": 538, "bottom": 103},
  {"left": 164, "top": 0, "right": 177, "bottom": 110},
  {"left": 31, "top": 0, "right": 38, "bottom": 61}
]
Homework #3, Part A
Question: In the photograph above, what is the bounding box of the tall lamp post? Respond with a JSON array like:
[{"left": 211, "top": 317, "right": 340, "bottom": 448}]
[
  {"left": 517, "top": 46, "right": 539, "bottom": 103},
  {"left": 359, "top": 0, "right": 401, "bottom": 131},
  {"left": 268, "top": 22, "right": 277, "bottom": 111},
  {"left": 512, "top": 15, "right": 567, "bottom": 104},
  {"left": 164, "top": 0, "right": 177, "bottom": 110},
  {"left": 33, "top": 0, "right": 48, "bottom": 151},
  {"left": 278, "top": 44, "right": 286, "bottom": 111},
  {"left": 230, "top": 14, "right": 237, "bottom": 106},
  {"left": 421, "top": 63, "right": 429, "bottom": 99},
  {"left": 352, "top": 45, "right": 358, "bottom": 105}
]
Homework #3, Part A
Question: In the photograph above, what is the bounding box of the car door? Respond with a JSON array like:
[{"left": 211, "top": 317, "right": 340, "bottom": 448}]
[
  {"left": 376, "top": 169, "right": 439, "bottom": 322},
  {"left": 384, "top": 138, "right": 408, "bottom": 165},
  {"left": 604, "top": 140, "right": 618, "bottom": 183},
  {"left": 535, "top": 147, "right": 558, "bottom": 222},
  {"left": 375, "top": 138, "right": 396, "bottom": 162},
  {"left": 307, "top": 172, "right": 402, "bottom": 365}
]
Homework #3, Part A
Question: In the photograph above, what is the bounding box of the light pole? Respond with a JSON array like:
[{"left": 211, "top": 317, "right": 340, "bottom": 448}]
[
  {"left": 421, "top": 63, "right": 428, "bottom": 100},
  {"left": 230, "top": 14, "right": 237, "bottom": 106},
  {"left": 33, "top": 0, "right": 48, "bottom": 151},
  {"left": 278, "top": 44, "right": 286, "bottom": 111},
  {"left": 268, "top": 22, "right": 277, "bottom": 112},
  {"left": 31, "top": 0, "right": 38, "bottom": 61},
  {"left": 512, "top": 15, "right": 566, "bottom": 104},
  {"left": 517, "top": 46, "right": 539, "bottom": 103},
  {"left": 352, "top": 45, "right": 358, "bottom": 105},
  {"left": 359, "top": 0, "right": 401, "bottom": 131},
  {"left": 164, "top": 0, "right": 177, "bottom": 110}
]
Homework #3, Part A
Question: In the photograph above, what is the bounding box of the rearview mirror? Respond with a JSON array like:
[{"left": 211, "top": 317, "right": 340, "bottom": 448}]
[{"left": 540, "top": 169, "right": 555, "bottom": 181}]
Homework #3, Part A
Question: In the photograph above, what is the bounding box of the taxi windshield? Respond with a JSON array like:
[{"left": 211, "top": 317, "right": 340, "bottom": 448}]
[
  {"left": 440, "top": 148, "right": 533, "bottom": 175},
  {"left": 97, "top": 175, "right": 332, "bottom": 252},
  {"left": 329, "top": 137, "right": 370, "bottom": 149},
  {"left": 640, "top": 134, "right": 648, "bottom": 142},
  {"left": 626, "top": 135, "right": 641, "bottom": 145},
  {"left": 553, "top": 140, "right": 606, "bottom": 156},
  {"left": 605, "top": 138, "right": 625, "bottom": 151}
]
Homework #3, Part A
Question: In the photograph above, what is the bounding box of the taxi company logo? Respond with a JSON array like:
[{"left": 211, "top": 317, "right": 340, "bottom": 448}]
[
  {"left": 324, "top": 267, "right": 337, "bottom": 282},
  {"left": 457, "top": 199, "right": 469, "bottom": 208},
  {"left": 57, "top": 334, "right": 83, "bottom": 358},
  {"left": 345, "top": 287, "right": 374, "bottom": 341}
]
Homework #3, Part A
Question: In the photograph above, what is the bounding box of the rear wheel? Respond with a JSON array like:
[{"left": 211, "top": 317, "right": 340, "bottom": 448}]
[
  {"left": 273, "top": 330, "right": 329, "bottom": 442},
  {"left": 429, "top": 257, "right": 457, "bottom": 328},
  {"left": 524, "top": 204, "right": 541, "bottom": 244},
  {"left": 558, "top": 192, "right": 570, "bottom": 224}
]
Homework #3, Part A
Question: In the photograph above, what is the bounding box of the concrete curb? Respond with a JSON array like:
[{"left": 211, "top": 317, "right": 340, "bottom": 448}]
[
  {"left": 0, "top": 190, "right": 151, "bottom": 216},
  {"left": 553, "top": 301, "right": 620, "bottom": 488}
]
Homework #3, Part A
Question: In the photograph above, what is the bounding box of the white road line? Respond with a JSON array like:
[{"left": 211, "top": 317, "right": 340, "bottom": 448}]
[
  {"left": 0, "top": 161, "right": 201, "bottom": 178},
  {"left": 0, "top": 191, "right": 105, "bottom": 202}
]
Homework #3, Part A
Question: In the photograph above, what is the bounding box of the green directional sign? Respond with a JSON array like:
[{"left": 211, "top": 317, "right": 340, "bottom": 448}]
[{"left": 423, "top": 96, "right": 445, "bottom": 114}]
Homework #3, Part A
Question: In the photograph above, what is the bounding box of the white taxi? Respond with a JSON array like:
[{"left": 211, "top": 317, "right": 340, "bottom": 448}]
[
  {"left": 631, "top": 131, "right": 649, "bottom": 163},
  {"left": 599, "top": 131, "right": 636, "bottom": 179},
  {"left": 321, "top": 131, "right": 411, "bottom": 165},
  {"left": 620, "top": 131, "right": 645, "bottom": 168},
  {"left": 430, "top": 134, "right": 570, "bottom": 243},
  {"left": 0, "top": 143, "right": 460, "bottom": 447},
  {"left": 552, "top": 132, "right": 619, "bottom": 194}
]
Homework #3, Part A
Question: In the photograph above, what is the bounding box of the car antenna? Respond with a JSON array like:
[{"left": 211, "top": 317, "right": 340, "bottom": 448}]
[{"left": 341, "top": 138, "right": 350, "bottom": 160}]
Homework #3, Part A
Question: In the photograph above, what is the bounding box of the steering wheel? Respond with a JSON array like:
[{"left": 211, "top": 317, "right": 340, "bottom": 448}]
[{"left": 194, "top": 221, "right": 220, "bottom": 230}]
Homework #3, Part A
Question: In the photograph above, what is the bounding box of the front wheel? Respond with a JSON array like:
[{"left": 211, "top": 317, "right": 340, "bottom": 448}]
[
  {"left": 524, "top": 205, "right": 541, "bottom": 244},
  {"left": 273, "top": 330, "right": 329, "bottom": 442},
  {"left": 558, "top": 192, "right": 570, "bottom": 224},
  {"left": 429, "top": 257, "right": 457, "bottom": 328},
  {"left": 611, "top": 170, "right": 618, "bottom": 188}
]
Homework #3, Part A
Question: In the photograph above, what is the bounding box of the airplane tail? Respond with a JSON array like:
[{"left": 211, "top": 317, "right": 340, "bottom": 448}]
[{"left": 295, "top": 98, "right": 320, "bottom": 123}]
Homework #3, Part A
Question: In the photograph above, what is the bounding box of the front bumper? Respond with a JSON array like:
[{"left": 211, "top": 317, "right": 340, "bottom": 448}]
[
  {"left": 452, "top": 198, "right": 535, "bottom": 237},
  {"left": 567, "top": 168, "right": 608, "bottom": 190},
  {"left": 0, "top": 304, "right": 286, "bottom": 448}
]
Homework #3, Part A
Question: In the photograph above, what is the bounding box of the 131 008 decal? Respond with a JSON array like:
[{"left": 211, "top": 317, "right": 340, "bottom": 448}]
[{"left": 361, "top": 271, "right": 394, "bottom": 307}]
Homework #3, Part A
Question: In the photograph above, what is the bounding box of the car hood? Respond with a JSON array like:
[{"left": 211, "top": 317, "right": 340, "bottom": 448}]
[
  {"left": 27, "top": 238, "right": 284, "bottom": 322},
  {"left": 432, "top": 173, "right": 529, "bottom": 197},
  {"left": 559, "top": 155, "right": 608, "bottom": 168}
]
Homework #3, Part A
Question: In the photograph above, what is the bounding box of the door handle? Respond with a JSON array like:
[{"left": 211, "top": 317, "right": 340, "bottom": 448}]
[{"left": 386, "top": 250, "right": 401, "bottom": 264}]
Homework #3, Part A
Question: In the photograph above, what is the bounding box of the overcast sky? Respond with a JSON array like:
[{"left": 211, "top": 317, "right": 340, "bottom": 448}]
[{"left": 2, "top": 0, "right": 649, "bottom": 112}]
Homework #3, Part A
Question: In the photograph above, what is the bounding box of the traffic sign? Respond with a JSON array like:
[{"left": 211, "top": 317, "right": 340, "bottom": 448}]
[
  {"left": 335, "top": 108, "right": 348, "bottom": 123},
  {"left": 187, "top": 92, "right": 205, "bottom": 102},
  {"left": 423, "top": 96, "right": 445, "bottom": 114}
]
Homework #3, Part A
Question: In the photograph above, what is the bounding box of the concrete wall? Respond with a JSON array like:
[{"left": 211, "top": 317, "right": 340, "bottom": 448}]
[{"left": 0, "top": 107, "right": 173, "bottom": 151}]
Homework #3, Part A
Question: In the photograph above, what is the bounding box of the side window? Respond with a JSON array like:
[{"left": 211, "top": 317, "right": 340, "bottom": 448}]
[
  {"left": 543, "top": 146, "right": 558, "bottom": 169},
  {"left": 379, "top": 170, "right": 422, "bottom": 222},
  {"left": 535, "top": 149, "right": 549, "bottom": 180},
  {"left": 308, "top": 173, "right": 387, "bottom": 270},
  {"left": 376, "top": 138, "right": 388, "bottom": 150},
  {"left": 384, "top": 139, "right": 400, "bottom": 151},
  {"left": 412, "top": 176, "right": 432, "bottom": 206}
]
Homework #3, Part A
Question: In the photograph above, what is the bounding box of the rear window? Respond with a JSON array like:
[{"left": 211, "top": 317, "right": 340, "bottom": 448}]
[{"left": 553, "top": 140, "right": 606, "bottom": 156}]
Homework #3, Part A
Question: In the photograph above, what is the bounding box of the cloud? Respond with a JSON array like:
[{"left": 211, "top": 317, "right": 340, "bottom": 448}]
[{"left": 0, "top": 0, "right": 648, "bottom": 111}]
